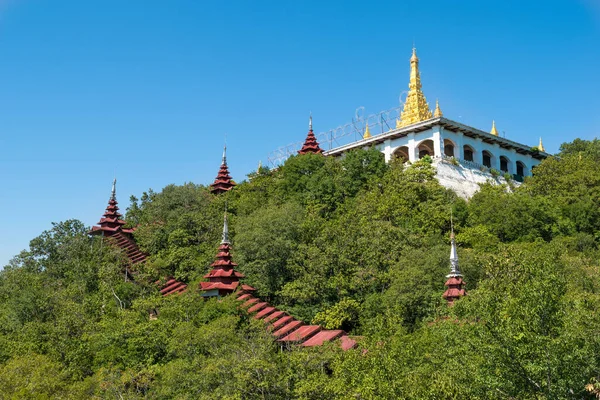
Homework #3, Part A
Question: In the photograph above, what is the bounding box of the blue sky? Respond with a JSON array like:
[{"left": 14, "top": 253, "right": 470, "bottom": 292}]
[{"left": 0, "top": 0, "right": 599, "bottom": 266}]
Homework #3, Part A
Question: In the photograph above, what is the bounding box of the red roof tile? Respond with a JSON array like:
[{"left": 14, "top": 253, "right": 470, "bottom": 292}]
[
  {"left": 279, "top": 325, "right": 321, "bottom": 342},
  {"left": 242, "top": 298, "right": 260, "bottom": 308},
  {"left": 254, "top": 306, "right": 277, "bottom": 320},
  {"left": 263, "top": 311, "right": 286, "bottom": 323},
  {"left": 272, "top": 320, "right": 303, "bottom": 338},
  {"left": 269, "top": 315, "right": 294, "bottom": 330},
  {"left": 302, "top": 330, "right": 345, "bottom": 347},
  {"left": 247, "top": 302, "right": 269, "bottom": 313}
]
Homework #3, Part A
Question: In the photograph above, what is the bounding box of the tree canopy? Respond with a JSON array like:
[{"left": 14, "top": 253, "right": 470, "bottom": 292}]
[{"left": 2, "top": 143, "right": 600, "bottom": 399}]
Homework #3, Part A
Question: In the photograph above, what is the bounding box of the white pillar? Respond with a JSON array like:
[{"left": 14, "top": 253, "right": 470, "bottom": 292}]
[
  {"left": 432, "top": 127, "right": 443, "bottom": 158},
  {"left": 383, "top": 139, "right": 392, "bottom": 163},
  {"left": 473, "top": 139, "right": 484, "bottom": 165},
  {"left": 456, "top": 131, "right": 464, "bottom": 160},
  {"left": 407, "top": 133, "right": 417, "bottom": 162}
]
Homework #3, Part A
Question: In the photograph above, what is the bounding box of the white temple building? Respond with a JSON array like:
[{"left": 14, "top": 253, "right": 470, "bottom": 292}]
[{"left": 323, "top": 48, "right": 549, "bottom": 198}]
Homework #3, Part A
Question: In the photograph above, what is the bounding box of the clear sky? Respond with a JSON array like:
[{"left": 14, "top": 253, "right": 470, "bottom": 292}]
[{"left": 1, "top": 0, "right": 599, "bottom": 266}]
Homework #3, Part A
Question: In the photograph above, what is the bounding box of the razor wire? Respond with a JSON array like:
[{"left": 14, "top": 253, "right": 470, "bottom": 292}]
[{"left": 267, "top": 102, "right": 405, "bottom": 167}]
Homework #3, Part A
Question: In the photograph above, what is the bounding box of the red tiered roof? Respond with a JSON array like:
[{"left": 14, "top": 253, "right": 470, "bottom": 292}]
[
  {"left": 199, "top": 213, "right": 255, "bottom": 297},
  {"left": 298, "top": 116, "right": 323, "bottom": 155},
  {"left": 90, "top": 180, "right": 144, "bottom": 266},
  {"left": 210, "top": 146, "right": 236, "bottom": 194},
  {"left": 197, "top": 210, "right": 357, "bottom": 350},
  {"left": 89, "top": 180, "right": 134, "bottom": 237},
  {"left": 90, "top": 180, "right": 187, "bottom": 296},
  {"left": 443, "top": 276, "right": 467, "bottom": 305}
]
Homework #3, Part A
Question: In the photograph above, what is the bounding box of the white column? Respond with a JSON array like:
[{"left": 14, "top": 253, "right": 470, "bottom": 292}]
[
  {"left": 456, "top": 132, "right": 464, "bottom": 160},
  {"left": 432, "top": 127, "right": 443, "bottom": 158},
  {"left": 473, "top": 139, "right": 484, "bottom": 165},
  {"left": 407, "top": 133, "right": 417, "bottom": 162},
  {"left": 383, "top": 139, "right": 392, "bottom": 163}
]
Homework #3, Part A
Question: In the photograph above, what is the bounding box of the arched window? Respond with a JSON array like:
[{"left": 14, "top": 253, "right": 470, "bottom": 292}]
[
  {"left": 418, "top": 140, "right": 434, "bottom": 159},
  {"left": 482, "top": 151, "right": 493, "bottom": 168},
  {"left": 393, "top": 146, "right": 409, "bottom": 162},
  {"left": 443, "top": 139, "right": 455, "bottom": 157},
  {"left": 463, "top": 145, "right": 474, "bottom": 162},
  {"left": 516, "top": 161, "right": 526, "bottom": 177},
  {"left": 500, "top": 156, "right": 510, "bottom": 173}
]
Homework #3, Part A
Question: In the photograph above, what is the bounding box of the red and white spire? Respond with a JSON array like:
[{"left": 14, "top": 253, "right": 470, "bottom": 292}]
[
  {"left": 298, "top": 114, "right": 323, "bottom": 155},
  {"left": 210, "top": 144, "right": 236, "bottom": 194},
  {"left": 199, "top": 210, "right": 254, "bottom": 297},
  {"left": 442, "top": 221, "right": 466, "bottom": 305},
  {"left": 90, "top": 178, "right": 134, "bottom": 236}
]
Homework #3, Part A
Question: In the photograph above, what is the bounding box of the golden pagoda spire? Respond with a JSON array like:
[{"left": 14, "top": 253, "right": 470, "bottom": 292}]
[
  {"left": 538, "top": 137, "right": 545, "bottom": 152},
  {"left": 363, "top": 123, "right": 371, "bottom": 139},
  {"left": 396, "top": 47, "right": 433, "bottom": 128},
  {"left": 434, "top": 99, "right": 443, "bottom": 118},
  {"left": 490, "top": 120, "right": 499, "bottom": 136}
]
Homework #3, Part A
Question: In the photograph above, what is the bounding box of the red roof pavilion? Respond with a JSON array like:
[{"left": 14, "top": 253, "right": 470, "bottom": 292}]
[
  {"left": 298, "top": 115, "right": 323, "bottom": 155},
  {"left": 89, "top": 179, "right": 147, "bottom": 267},
  {"left": 210, "top": 145, "right": 236, "bottom": 194},
  {"left": 89, "top": 179, "right": 135, "bottom": 237},
  {"left": 199, "top": 212, "right": 255, "bottom": 297},
  {"left": 90, "top": 179, "right": 187, "bottom": 295}
]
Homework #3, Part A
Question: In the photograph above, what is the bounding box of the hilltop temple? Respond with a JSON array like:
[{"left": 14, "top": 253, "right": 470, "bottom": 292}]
[
  {"left": 88, "top": 49, "right": 524, "bottom": 350},
  {"left": 296, "top": 48, "right": 549, "bottom": 198}
]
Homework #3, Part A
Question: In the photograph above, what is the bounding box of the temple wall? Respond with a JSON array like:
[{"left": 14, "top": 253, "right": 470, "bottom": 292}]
[{"left": 432, "top": 158, "right": 517, "bottom": 199}]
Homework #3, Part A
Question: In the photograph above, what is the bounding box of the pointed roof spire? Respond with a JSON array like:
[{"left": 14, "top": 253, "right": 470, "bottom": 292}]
[
  {"left": 434, "top": 99, "right": 443, "bottom": 118},
  {"left": 211, "top": 144, "right": 236, "bottom": 194},
  {"left": 447, "top": 220, "right": 461, "bottom": 278},
  {"left": 490, "top": 120, "right": 499, "bottom": 136},
  {"left": 89, "top": 178, "right": 134, "bottom": 237},
  {"left": 397, "top": 47, "right": 433, "bottom": 128},
  {"left": 298, "top": 114, "right": 323, "bottom": 155},
  {"left": 443, "top": 214, "right": 466, "bottom": 305},
  {"left": 538, "top": 137, "right": 545, "bottom": 152},
  {"left": 110, "top": 178, "right": 117, "bottom": 201},
  {"left": 363, "top": 123, "right": 371, "bottom": 139},
  {"left": 199, "top": 209, "right": 255, "bottom": 297},
  {"left": 221, "top": 209, "right": 230, "bottom": 244}
]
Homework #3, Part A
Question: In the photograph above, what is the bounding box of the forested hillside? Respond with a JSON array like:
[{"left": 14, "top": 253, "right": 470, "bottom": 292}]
[{"left": 2, "top": 140, "right": 600, "bottom": 399}]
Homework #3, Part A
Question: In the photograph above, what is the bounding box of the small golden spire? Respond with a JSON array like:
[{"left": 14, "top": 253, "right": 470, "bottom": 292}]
[
  {"left": 396, "top": 47, "right": 433, "bottom": 128},
  {"left": 363, "top": 124, "right": 371, "bottom": 139},
  {"left": 490, "top": 120, "right": 499, "bottom": 136},
  {"left": 538, "top": 137, "right": 545, "bottom": 152},
  {"left": 434, "top": 99, "right": 443, "bottom": 118}
]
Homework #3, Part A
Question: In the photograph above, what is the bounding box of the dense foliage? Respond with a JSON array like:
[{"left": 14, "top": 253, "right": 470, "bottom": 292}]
[{"left": 2, "top": 143, "right": 600, "bottom": 399}]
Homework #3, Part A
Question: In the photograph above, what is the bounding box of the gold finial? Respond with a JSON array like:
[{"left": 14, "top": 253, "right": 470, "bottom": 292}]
[
  {"left": 538, "top": 137, "right": 545, "bottom": 152},
  {"left": 363, "top": 124, "right": 371, "bottom": 139},
  {"left": 397, "top": 47, "right": 433, "bottom": 128},
  {"left": 434, "top": 99, "right": 443, "bottom": 118},
  {"left": 490, "top": 120, "right": 499, "bottom": 136},
  {"left": 411, "top": 46, "right": 418, "bottom": 62}
]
